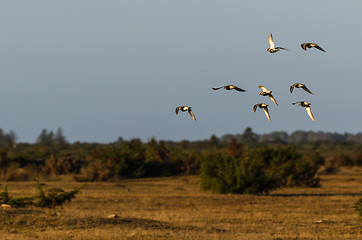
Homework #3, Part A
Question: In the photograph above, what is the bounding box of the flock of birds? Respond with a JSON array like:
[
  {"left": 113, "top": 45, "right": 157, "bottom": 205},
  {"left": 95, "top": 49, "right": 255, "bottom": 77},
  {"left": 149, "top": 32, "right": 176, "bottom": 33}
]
[{"left": 176, "top": 33, "right": 325, "bottom": 123}]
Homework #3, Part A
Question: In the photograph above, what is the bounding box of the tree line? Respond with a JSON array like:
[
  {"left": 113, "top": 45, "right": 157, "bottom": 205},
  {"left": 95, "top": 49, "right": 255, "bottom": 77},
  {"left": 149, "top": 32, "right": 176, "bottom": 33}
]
[{"left": 0, "top": 127, "right": 361, "bottom": 186}]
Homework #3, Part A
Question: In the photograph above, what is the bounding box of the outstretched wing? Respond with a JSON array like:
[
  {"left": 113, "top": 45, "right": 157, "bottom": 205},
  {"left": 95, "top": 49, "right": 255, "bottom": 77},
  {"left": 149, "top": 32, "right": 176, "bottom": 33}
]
[
  {"left": 175, "top": 107, "right": 181, "bottom": 115},
  {"left": 302, "top": 85, "right": 313, "bottom": 94},
  {"left": 276, "top": 47, "right": 288, "bottom": 50},
  {"left": 269, "top": 94, "right": 278, "bottom": 106},
  {"left": 306, "top": 107, "right": 315, "bottom": 122},
  {"left": 258, "top": 85, "right": 268, "bottom": 92},
  {"left": 253, "top": 104, "right": 259, "bottom": 112},
  {"left": 268, "top": 34, "right": 275, "bottom": 49},
  {"left": 212, "top": 86, "right": 223, "bottom": 90},
  {"left": 188, "top": 109, "right": 196, "bottom": 121},
  {"left": 233, "top": 86, "right": 246, "bottom": 92},
  {"left": 263, "top": 107, "right": 272, "bottom": 122},
  {"left": 290, "top": 83, "right": 297, "bottom": 93},
  {"left": 301, "top": 43, "right": 307, "bottom": 51},
  {"left": 314, "top": 44, "right": 326, "bottom": 52}
]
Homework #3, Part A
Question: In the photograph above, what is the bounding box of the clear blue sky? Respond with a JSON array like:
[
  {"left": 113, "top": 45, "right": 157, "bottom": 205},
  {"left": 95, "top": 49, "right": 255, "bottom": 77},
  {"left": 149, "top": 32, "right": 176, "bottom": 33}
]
[{"left": 1, "top": 1, "right": 361, "bottom": 143}]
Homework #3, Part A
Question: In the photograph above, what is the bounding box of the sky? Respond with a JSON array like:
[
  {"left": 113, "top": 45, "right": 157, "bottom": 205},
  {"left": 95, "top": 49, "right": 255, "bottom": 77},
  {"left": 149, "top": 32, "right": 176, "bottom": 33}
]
[{"left": 1, "top": 1, "right": 362, "bottom": 143}]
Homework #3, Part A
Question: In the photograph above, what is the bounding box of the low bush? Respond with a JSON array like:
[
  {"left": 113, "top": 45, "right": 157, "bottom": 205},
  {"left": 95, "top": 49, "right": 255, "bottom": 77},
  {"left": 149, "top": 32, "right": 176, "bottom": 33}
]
[
  {"left": 33, "top": 180, "right": 84, "bottom": 209},
  {"left": 0, "top": 181, "right": 84, "bottom": 209},
  {"left": 200, "top": 148, "right": 280, "bottom": 194},
  {"left": 200, "top": 145, "right": 323, "bottom": 195}
]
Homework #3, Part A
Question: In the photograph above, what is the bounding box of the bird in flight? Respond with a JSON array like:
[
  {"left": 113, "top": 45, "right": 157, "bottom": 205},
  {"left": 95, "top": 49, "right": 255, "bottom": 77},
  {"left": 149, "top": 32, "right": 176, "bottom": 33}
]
[
  {"left": 259, "top": 85, "right": 278, "bottom": 106},
  {"left": 290, "top": 83, "right": 313, "bottom": 95},
  {"left": 292, "top": 101, "right": 315, "bottom": 122},
  {"left": 212, "top": 85, "right": 246, "bottom": 92},
  {"left": 175, "top": 106, "right": 196, "bottom": 121},
  {"left": 301, "top": 43, "right": 326, "bottom": 52},
  {"left": 253, "top": 103, "right": 271, "bottom": 122},
  {"left": 267, "top": 33, "right": 288, "bottom": 53}
]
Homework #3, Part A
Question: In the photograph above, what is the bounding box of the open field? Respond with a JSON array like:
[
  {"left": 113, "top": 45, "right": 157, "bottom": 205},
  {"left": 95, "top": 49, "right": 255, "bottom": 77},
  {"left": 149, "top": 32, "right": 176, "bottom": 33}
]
[{"left": 1, "top": 167, "right": 361, "bottom": 240}]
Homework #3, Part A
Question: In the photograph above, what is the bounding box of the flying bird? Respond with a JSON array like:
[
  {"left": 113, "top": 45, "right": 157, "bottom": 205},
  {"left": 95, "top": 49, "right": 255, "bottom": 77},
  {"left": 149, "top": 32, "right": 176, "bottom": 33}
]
[
  {"left": 290, "top": 83, "right": 313, "bottom": 95},
  {"left": 292, "top": 101, "right": 315, "bottom": 122},
  {"left": 175, "top": 106, "right": 196, "bottom": 121},
  {"left": 253, "top": 103, "right": 271, "bottom": 122},
  {"left": 267, "top": 33, "right": 288, "bottom": 53},
  {"left": 301, "top": 43, "right": 326, "bottom": 52},
  {"left": 259, "top": 85, "right": 278, "bottom": 106},
  {"left": 212, "top": 85, "right": 246, "bottom": 92}
]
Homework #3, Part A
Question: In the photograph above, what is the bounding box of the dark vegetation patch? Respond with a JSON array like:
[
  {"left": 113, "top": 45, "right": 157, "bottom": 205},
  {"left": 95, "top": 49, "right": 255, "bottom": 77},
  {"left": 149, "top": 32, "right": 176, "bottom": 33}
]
[
  {"left": 200, "top": 141, "right": 324, "bottom": 194},
  {"left": 0, "top": 181, "right": 83, "bottom": 208},
  {"left": 0, "top": 128, "right": 361, "bottom": 183}
]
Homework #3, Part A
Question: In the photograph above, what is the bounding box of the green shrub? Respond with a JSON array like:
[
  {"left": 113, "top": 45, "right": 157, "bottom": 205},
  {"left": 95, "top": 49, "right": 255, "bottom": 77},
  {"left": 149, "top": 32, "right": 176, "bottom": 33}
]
[
  {"left": 0, "top": 181, "right": 84, "bottom": 209},
  {"left": 200, "top": 148, "right": 280, "bottom": 194},
  {"left": 200, "top": 145, "right": 323, "bottom": 195},
  {"left": 239, "top": 147, "right": 282, "bottom": 194},
  {"left": 200, "top": 151, "right": 237, "bottom": 194},
  {"left": 270, "top": 147, "right": 323, "bottom": 187},
  {"left": 33, "top": 180, "right": 84, "bottom": 209}
]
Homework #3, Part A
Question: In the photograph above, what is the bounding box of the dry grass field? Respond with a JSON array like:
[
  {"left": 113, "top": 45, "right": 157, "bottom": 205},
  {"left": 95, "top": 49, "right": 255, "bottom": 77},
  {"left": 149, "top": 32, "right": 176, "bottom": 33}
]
[{"left": 0, "top": 167, "right": 361, "bottom": 240}]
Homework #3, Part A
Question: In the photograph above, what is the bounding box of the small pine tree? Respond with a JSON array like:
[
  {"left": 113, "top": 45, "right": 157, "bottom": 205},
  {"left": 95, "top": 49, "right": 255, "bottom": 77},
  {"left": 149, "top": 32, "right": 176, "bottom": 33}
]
[
  {"left": 33, "top": 180, "right": 84, "bottom": 209},
  {"left": 0, "top": 181, "right": 84, "bottom": 209}
]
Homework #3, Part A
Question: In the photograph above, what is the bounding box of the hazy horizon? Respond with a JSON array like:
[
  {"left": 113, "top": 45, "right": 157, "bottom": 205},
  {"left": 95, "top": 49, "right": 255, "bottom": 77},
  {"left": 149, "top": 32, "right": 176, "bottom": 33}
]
[{"left": 4, "top": 127, "right": 362, "bottom": 144}]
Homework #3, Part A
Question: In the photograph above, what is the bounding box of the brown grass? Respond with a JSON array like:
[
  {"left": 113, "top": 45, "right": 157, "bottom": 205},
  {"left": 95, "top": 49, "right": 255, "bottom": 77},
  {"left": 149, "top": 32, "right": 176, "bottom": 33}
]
[{"left": 0, "top": 167, "right": 361, "bottom": 240}]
